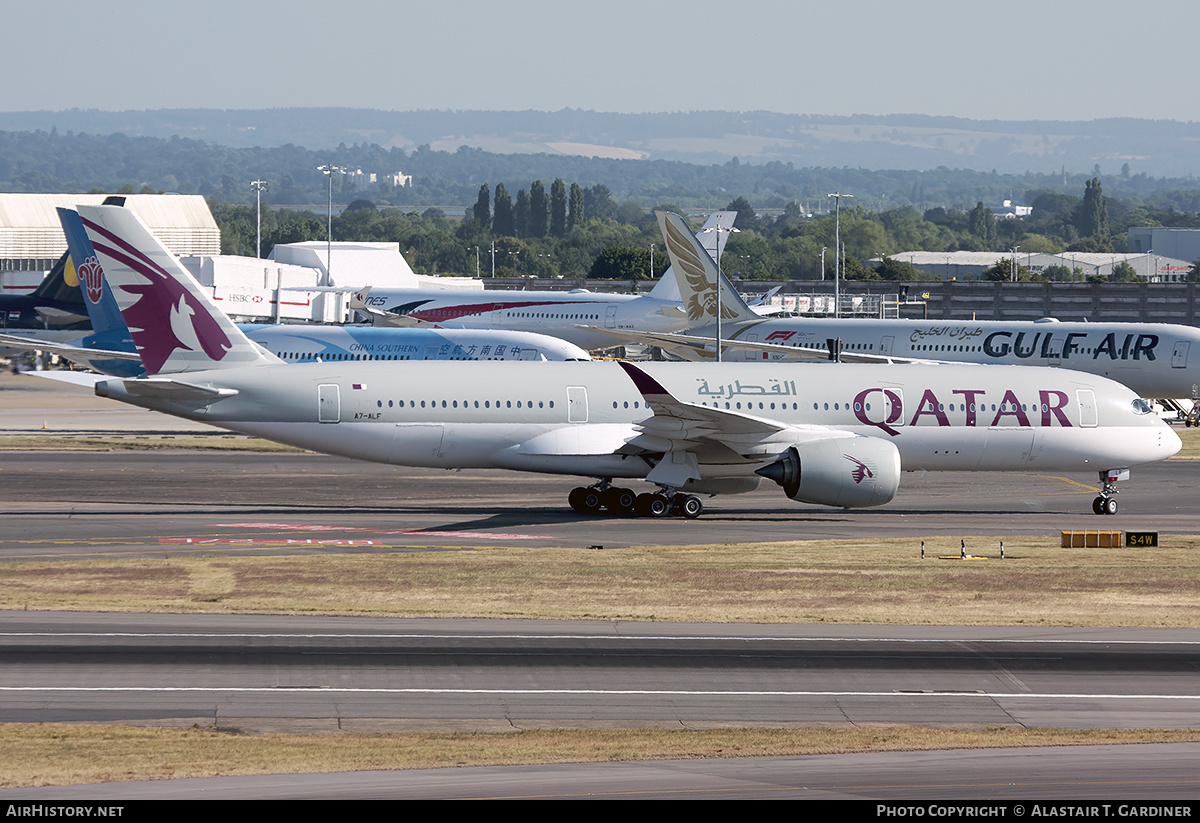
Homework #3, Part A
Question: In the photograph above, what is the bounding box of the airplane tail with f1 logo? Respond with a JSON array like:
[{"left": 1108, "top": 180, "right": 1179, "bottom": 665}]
[{"left": 76, "top": 204, "right": 281, "bottom": 376}]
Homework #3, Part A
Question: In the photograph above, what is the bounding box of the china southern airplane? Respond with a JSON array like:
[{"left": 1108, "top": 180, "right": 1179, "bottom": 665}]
[
  {"left": 50, "top": 204, "right": 1180, "bottom": 518},
  {"left": 0, "top": 209, "right": 590, "bottom": 377},
  {"left": 585, "top": 212, "right": 1200, "bottom": 400},
  {"left": 348, "top": 213, "right": 739, "bottom": 352}
]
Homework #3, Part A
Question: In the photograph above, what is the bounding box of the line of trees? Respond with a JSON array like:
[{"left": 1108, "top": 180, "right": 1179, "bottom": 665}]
[{"left": 209, "top": 176, "right": 1199, "bottom": 283}]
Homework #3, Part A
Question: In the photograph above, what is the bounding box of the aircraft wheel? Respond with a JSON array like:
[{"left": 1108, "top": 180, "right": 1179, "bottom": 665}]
[
  {"left": 647, "top": 494, "right": 672, "bottom": 518},
  {"left": 605, "top": 487, "right": 636, "bottom": 515},
  {"left": 569, "top": 487, "right": 588, "bottom": 512},
  {"left": 570, "top": 487, "right": 602, "bottom": 513},
  {"left": 1092, "top": 497, "right": 1104, "bottom": 515},
  {"left": 680, "top": 495, "right": 703, "bottom": 519},
  {"left": 1103, "top": 497, "right": 1118, "bottom": 515},
  {"left": 634, "top": 493, "right": 656, "bottom": 517}
]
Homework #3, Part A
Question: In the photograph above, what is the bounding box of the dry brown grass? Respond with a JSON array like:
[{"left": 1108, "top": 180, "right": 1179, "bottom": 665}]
[
  {"left": 0, "top": 435, "right": 301, "bottom": 452},
  {"left": 2, "top": 723, "right": 1198, "bottom": 789},
  {"left": 3, "top": 536, "right": 1200, "bottom": 626}
]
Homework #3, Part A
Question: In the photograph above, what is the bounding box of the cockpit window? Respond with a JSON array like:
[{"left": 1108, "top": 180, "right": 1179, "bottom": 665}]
[{"left": 1131, "top": 399, "right": 1153, "bottom": 415}]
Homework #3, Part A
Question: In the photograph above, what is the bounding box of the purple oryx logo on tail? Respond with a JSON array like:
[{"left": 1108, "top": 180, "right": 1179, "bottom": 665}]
[{"left": 82, "top": 215, "right": 231, "bottom": 374}]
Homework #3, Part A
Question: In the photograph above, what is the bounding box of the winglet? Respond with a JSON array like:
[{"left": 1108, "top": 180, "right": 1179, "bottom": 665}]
[{"left": 617, "top": 361, "right": 676, "bottom": 402}]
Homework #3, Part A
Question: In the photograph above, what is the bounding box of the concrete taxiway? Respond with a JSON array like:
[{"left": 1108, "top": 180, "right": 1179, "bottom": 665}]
[
  {"left": 2, "top": 372, "right": 1198, "bottom": 799},
  {"left": 0, "top": 450, "right": 1196, "bottom": 559}
]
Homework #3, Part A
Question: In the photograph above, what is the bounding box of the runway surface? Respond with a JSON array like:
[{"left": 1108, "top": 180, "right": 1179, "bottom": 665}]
[
  {"left": 0, "top": 612, "right": 1197, "bottom": 799},
  {"left": 0, "top": 450, "right": 1197, "bottom": 559},
  {"left": 2, "top": 375, "right": 1198, "bottom": 799},
  {"left": 2, "top": 612, "right": 1197, "bottom": 730}
]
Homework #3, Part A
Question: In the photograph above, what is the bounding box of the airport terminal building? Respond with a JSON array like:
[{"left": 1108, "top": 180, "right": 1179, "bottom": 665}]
[{"left": 0, "top": 193, "right": 220, "bottom": 295}]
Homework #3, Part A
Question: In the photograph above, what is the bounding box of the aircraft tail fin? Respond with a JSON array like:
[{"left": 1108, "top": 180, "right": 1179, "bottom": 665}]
[
  {"left": 57, "top": 208, "right": 136, "bottom": 351},
  {"left": 646, "top": 211, "right": 737, "bottom": 302},
  {"left": 656, "top": 211, "right": 756, "bottom": 326},
  {"left": 77, "top": 204, "right": 282, "bottom": 375}
]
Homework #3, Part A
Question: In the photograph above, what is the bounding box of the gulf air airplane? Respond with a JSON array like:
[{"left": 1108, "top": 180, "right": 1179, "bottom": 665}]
[
  {"left": 585, "top": 212, "right": 1200, "bottom": 400},
  {"left": 348, "top": 213, "right": 739, "bottom": 351},
  {"left": 43, "top": 204, "right": 1179, "bottom": 518},
  {"left": 0, "top": 209, "right": 590, "bottom": 377}
]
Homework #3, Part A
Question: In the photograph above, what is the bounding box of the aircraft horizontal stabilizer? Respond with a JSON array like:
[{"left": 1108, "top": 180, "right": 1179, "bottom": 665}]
[
  {"left": 0, "top": 333, "right": 141, "bottom": 362},
  {"left": 20, "top": 369, "right": 105, "bottom": 389},
  {"left": 96, "top": 377, "right": 238, "bottom": 404}
]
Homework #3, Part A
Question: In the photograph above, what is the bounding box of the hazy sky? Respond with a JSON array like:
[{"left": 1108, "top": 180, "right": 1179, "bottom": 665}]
[{"left": 7, "top": 0, "right": 1197, "bottom": 121}]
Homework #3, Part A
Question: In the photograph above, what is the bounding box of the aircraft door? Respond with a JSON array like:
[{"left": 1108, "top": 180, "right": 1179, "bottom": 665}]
[
  {"left": 1076, "top": 389, "right": 1098, "bottom": 427},
  {"left": 567, "top": 386, "right": 588, "bottom": 423},
  {"left": 318, "top": 384, "right": 340, "bottom": 423},
  {"left": 424, "top": 346, "right": 440, "bottom": 360},
  {"left": 604, "top": 305, "right": 617, "bottom": 329},
  {"left": 743, "top": 334, "right": 759, "bottom": 361},
  {"left": 1048, "top": 335, "right": 1065, "bottom": 366},
  {"left": 1173, "top": 341, "right": 1190, "bottom": 369},
  {"left": 520, "top": 348, "right": 541, "bottom": 361},
  {"left": 880, "top": 336, "right": 894, "bottom": 355}
]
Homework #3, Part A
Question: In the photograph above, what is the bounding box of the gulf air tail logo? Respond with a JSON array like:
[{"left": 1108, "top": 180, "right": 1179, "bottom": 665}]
[
  {"left": 79, "top": 256, "right": 104, "bottom": 305},
  {"left": 844, "top": 454, "right": 874, "bottom": 484},
  {"left": 664, "top": 216, "right": 736, "bottom": 323}
]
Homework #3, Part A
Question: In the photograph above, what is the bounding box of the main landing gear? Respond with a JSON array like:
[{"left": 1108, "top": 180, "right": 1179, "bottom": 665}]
[
  {"left": 568, "top": 481, "right": 703, "bottom": 518},
  {"left": 1091, "top": 468, "right": 1129, "bottom": 516}
]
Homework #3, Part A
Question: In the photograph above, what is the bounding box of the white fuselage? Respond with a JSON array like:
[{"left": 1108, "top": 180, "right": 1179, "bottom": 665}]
[
  {"left": 95, "top": 361, "right": 1179, "bottom": 490},
  {"left": 359, "top": 288, "right": 689, "bottom": 351},
  {"left": 680, "top": 317, "right": 1200, "bottom": 398}
]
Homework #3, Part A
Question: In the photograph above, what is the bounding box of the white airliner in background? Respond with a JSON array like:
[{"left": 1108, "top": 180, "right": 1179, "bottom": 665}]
[
  {"left": 47, "top": 204, "right": 1180, "bottom": 518},
  {"left": 350, "top": 213, "right": 738, "bottom": 352},
  {"left": 585, "top": 212, "right": 1200, "bottom": 400}
]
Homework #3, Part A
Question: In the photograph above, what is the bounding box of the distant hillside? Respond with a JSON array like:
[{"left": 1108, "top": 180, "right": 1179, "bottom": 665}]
[{"left": 3, "top": 109, "right": 1199, "bottom": 177}]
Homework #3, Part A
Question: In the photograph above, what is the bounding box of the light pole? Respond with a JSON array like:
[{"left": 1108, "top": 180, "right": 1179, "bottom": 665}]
[
  {"left": 317, "top": 164, "right": 346, "bottom": 286},
  {"left": 469, "top": 246, "right": 480, "bottom": 278},
  {"left": 1010, "top": 245, "right": 1020, "bottom": 282},
  {"left": 701, "top": 222, "right": 740, "bottom": 362},
  {"left": 827, "top": 192, "right": 853, "bottom": 317},
  {"left": 250, "top": 180, "right": 268, "bottom": 259},
  {"left": 649, "top": 243, "right": 655, "bottom": 280}
]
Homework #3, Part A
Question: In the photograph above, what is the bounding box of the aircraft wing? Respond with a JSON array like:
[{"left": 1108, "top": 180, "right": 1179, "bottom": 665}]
[
  {"left": 577, "top": 325, "right": 913, "bottom": 363},
  {"left": 615, "top": 361, "right": 855, "bottom": 487},
  {"left": 0, "top": 333, "right": 141, "bottom": 362},
  {"left": 349, "top": 286, "right": 438, "bottom": 328}
]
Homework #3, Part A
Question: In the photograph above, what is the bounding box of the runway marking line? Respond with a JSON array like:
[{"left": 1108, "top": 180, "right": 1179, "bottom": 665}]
[
  {"left": 209, "top": 522, "right": 558, "bottom": 540},
  {"left": 0, "top": 686, "right": 1197, "bottom": 700}
]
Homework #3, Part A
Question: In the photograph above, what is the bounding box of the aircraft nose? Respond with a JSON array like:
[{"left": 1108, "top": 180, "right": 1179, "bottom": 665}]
[{"left": 1162, "top": 423, "right": 1183, "bottom": 458}]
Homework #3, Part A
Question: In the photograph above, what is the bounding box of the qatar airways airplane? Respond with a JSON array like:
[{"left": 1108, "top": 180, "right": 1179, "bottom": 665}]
[
  {"left": 0, "top": 209, "right": 590, "bottom": 377},
  {"left": 348, "top": 213, "right": 739, "bottom": 351},
  {"left": 47, "top": 204, "right": 1180, "bottom": 518},
  {"left": 585, "top": 212, "right": 1200, "bottom": 400}
]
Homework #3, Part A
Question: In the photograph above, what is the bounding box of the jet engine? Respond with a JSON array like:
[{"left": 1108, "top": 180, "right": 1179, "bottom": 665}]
[{"left": 755, "top": 437, "right": 901, "bottom": 508}]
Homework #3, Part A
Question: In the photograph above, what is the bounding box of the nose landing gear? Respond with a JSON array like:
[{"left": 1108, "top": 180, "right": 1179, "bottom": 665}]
[{"left": 1092, "top": 468, "right": 1129, "bottom": 516}]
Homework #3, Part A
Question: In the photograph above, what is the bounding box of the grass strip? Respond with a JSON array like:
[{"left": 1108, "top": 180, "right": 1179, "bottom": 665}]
[
  {"left": 3, "top": 724, "right": 1198, "bottom": 789},
  {"left": 3, "top": 536, "right": 1199, "bottom": 626}
]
